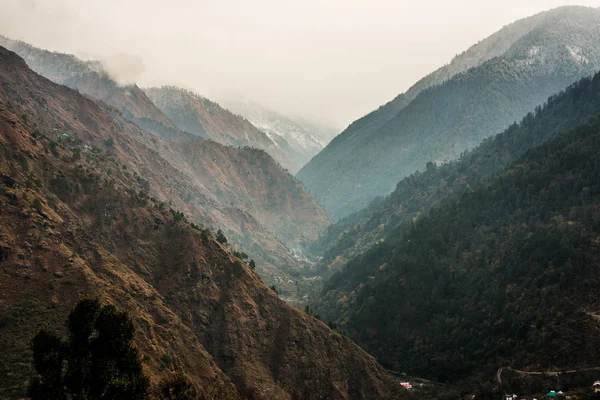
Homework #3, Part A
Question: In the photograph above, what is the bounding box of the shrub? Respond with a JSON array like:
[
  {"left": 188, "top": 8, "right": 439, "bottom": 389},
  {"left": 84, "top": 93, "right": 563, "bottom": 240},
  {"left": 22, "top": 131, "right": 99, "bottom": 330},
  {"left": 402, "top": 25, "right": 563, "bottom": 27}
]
[{"left": 216, "top": 230, "right": 227, "bottom": 245}]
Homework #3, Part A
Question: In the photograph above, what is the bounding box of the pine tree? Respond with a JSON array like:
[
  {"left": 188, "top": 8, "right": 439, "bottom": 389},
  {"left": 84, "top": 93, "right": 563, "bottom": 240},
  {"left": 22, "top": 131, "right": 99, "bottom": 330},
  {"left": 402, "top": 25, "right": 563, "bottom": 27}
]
[{"left": 29, "top": 298, "right": 150, "bottom": 400}]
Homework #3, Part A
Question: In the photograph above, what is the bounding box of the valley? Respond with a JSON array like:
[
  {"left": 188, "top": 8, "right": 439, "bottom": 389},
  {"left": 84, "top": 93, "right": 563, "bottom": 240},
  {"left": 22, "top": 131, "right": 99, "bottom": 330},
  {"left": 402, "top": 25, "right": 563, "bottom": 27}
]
[{"left": 3, "top": 3, "right": 600, "bottom": 400}]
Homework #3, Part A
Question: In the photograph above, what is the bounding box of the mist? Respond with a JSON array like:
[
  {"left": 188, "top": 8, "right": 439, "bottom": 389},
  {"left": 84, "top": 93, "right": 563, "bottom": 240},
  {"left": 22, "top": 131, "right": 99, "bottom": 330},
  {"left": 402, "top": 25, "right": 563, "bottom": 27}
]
[{"left": 2, "top": 0, "right": 600, "bottom": 129}]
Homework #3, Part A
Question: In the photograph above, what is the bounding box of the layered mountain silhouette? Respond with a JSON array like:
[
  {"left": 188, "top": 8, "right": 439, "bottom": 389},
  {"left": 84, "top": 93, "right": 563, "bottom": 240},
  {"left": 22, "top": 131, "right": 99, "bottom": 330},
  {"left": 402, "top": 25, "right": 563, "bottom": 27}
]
[{"left": 0, "top": 35, "right": 331, "bottom": 303}]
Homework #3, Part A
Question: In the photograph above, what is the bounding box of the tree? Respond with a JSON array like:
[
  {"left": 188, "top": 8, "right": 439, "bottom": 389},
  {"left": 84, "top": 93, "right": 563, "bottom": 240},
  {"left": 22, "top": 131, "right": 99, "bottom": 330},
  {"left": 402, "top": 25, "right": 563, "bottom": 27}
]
[
  {"left": 249, "top": 259, "right": 256, "bottom": 270},
  {"left": 29, "top": 298, "right": 150, "bottom": 400},
  {"left": 216, "top": 230, "right": 227, "bottom": 245},
  {"left": 201, "top": 229, "right": 210, "bottom": 244}
]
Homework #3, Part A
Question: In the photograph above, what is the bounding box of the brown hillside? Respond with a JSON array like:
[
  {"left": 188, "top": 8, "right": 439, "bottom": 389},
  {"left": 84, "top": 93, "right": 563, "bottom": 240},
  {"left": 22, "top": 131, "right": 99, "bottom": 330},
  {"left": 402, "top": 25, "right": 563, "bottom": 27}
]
[
  {"left": 145, "top": 86, "right": 273, "bottom": 148},
  {"left": 169, "top": 140, "right": 329, "bottom": 247},
  {"left": 0, "top": 46, "right": 405, "bottom": 399},
  {"left": 0, "top": 37, "right": 331, "bottom": 302}
]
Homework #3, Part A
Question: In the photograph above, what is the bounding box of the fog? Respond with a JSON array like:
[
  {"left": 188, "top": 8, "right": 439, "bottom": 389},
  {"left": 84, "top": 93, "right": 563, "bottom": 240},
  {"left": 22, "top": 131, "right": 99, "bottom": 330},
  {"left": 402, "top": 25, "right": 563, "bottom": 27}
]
[{"left": 2, "top": 0, "right": 600, "bottom": 128}]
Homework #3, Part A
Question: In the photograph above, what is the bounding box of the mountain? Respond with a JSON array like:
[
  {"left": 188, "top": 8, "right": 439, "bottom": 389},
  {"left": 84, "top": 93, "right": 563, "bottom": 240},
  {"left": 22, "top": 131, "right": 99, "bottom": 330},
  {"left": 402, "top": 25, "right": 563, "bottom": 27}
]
[
  {"left": 297, "top": 6, "right": 600, "bottom": 220},
  {"left": 143, "top": 86, "right": 292, "bottom": 169},
  {"left": 219, "top": 97, "right": 339, "bottom": 173},
  {"left": 0, "top": 35, "right": 331, "bottom": 303},
  {"left": 309, "top": 71, "right": 600, "bottom": 278},
  {"left": 0, "top": 37, "right": 301, "bottom": 173},
  {"left": 314, "top": 100, "right": 600, "bottom": 385},
  {"left": 0, "top": 46, "right": 407, "bottom": 400},
  {"left": 0, "top": 35, "right": 185, "bottom": 141}
]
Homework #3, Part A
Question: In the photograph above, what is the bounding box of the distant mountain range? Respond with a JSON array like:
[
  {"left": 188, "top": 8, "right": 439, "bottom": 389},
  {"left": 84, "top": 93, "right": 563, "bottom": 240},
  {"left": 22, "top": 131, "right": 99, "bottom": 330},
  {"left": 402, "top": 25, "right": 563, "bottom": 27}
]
[
  {"left": 297, "top": 6, "right": 600, "bottom": 220},
  {"left": 219, "top": 96, "right": 338, "bottom": 173}
]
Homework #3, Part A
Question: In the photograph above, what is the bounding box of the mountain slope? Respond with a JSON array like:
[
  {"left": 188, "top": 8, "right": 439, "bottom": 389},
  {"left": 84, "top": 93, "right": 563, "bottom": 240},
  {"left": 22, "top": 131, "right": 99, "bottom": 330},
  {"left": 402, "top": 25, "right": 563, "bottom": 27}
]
[
  {"left": 0, "top": 36, "right": 331, "bottom": 302},
  {"left": 168, "top": 140, "right": 329, "bottom": 247},
  {"left": 315, "top": 110, "right": 600, "bottom": 383},
  {"left": 0, "top": 35, "right": 185, "bottom": 141},
  {"left": 310, "top": 71, "right": 600, "bottom": 277},
  {"left": 143, "top": 87, "right": 287, "bottom": 165},
  {"left": 0, "top": 46, "right": 405, "bottom": 400},
  {"left": 220, "top": 97, "right": 338, "bottom": 173},
  {"left": 298, "top": 6, "right": 600, "bottom": 219}
]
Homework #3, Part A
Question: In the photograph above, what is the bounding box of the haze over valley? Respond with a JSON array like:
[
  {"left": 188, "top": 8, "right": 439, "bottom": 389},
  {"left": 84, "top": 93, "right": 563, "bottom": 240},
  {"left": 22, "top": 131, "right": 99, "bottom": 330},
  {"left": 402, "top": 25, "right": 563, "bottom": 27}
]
[{"left": 3, "top": 2, "right": 600, "bottom": 399}]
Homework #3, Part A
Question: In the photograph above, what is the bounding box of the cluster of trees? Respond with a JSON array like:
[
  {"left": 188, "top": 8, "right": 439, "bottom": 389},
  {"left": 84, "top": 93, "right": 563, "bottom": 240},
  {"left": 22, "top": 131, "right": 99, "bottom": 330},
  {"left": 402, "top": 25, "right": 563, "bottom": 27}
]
[
  {"left": 317, "top": 113, "right": 600, "bottom": 383},
  {"left": 29, "top": 298, "right": 207, "bottom": 400}
]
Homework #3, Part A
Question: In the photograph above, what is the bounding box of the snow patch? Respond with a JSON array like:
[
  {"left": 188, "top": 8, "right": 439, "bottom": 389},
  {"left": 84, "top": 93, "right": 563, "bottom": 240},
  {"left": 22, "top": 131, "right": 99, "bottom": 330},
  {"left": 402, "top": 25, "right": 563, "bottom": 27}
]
[{"left": 566, "top": 44, "right": 589, "bottom": 65}]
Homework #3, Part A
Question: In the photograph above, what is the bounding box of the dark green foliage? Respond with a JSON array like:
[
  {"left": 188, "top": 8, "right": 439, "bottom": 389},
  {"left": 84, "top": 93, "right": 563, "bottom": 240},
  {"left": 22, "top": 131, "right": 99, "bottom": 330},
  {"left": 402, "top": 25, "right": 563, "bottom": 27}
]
[
  {"left": 200, "top": 229, "right": 210, "bottom": 244},
  {"left": 32, "top": 197, "right": 42, "bottom": 212},
  {"left": 216, "top": 230, "right": 227, "bottom": 245},
  {"left": 318, "top": 115, "right": 600, "bottom": 383},
  {"left": 155, "top": 372, "right": 198, "bottom": 400},
  {"left": 49, "top": 141, "right": 59, "bottom": 157},
  {"left": 29, "top": 330, "right": 65, "bottom": 400},
  {"left": 232, "top": 251, "right": 249, "bottom": 261},
  {"left": 50, "top": 175, "right": 79, "bottom": 202},
  {"left": 29, "top": 298, "right": 150, "bottom": 400},
  {"left": 169, "top": 209, "right": 185, "bottom": 223},
  {"left": 71, "top": 148, "right": 81, "bottom": 162},
  {"left": 104, "top": 138, "right": 114, "bottom": 148},
  {"left": 248, "top": 259, "right": 256, "bottom": 270}
]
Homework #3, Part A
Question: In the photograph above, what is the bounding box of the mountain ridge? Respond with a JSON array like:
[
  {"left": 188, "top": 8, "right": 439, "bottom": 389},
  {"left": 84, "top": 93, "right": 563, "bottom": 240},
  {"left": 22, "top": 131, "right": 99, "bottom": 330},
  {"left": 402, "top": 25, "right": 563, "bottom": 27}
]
[
  {"left": 297, "top": 5, "right": 600, "bottom": 220},
  {"left": 308, "top": 71, "right": 600, "bottom": 277}
]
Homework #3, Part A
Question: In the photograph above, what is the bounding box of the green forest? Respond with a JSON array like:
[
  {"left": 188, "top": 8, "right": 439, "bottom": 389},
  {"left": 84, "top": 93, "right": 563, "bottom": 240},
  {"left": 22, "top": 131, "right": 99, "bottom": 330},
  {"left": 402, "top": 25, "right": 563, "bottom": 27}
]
[
  {"left": 311, "top": 71, "right": 600, "bottom": 281},
  {"left": 317, "top": 112, "right": 600, "bottom": 383}
]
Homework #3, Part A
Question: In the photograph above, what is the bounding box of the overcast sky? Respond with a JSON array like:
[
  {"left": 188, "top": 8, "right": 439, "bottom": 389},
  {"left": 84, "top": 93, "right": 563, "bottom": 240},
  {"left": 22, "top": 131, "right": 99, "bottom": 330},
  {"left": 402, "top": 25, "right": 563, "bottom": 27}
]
[{"left": 2, "top": 0, "right": 600, "bottom": 128}]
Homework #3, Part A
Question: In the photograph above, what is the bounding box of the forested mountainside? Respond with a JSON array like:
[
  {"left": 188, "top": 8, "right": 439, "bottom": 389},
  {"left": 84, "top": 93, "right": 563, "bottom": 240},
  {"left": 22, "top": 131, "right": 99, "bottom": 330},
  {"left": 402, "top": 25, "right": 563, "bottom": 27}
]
[
  {"left": 144, "top": 86, "right": 294, "bottom": 171},
  {"left": 0, "top": 46, "right": 408, "bottom": 400},
  {"left": 298, "top": 6, "right": 600, "bottom": 220},
  {"left": 315, "top": 109, "right": 600, "bottom": 384},
  {"left": 0, "top": 36, "right": 330, "bottom": 302},
  {"left": 220, "top": 97, "right": 338, "bottom": 174},
  {"left": 310, "top": 71, "right": 600, "bottom": 277}
]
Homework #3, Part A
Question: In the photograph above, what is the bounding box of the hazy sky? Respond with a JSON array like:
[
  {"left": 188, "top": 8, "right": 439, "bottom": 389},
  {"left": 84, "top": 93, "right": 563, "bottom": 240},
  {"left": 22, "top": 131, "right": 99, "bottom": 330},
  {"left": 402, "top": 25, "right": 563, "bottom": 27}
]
[{"left": 2, "top": 0, "right": 600, "bottom": 128}]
